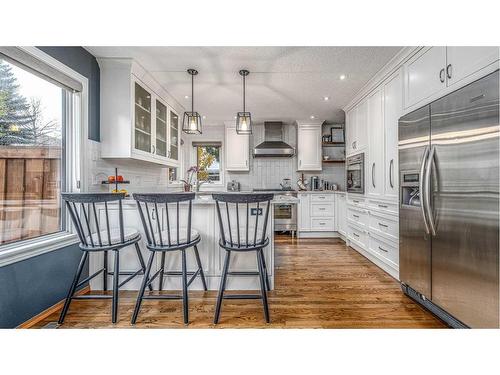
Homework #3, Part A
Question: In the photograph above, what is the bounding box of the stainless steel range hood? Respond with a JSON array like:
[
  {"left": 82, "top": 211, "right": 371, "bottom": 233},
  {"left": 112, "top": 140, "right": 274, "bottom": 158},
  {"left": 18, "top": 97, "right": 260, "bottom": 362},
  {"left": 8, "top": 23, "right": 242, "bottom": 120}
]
[{"left": 253, "top": 122, "right": 295, "bottom": 157}]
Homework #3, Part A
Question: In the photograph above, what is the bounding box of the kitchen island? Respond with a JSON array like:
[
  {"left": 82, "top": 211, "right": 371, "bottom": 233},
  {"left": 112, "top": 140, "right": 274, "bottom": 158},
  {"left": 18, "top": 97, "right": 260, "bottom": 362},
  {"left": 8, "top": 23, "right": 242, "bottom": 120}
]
[{"left": 89, "top": 194, "right": 277, "bottom": 291}]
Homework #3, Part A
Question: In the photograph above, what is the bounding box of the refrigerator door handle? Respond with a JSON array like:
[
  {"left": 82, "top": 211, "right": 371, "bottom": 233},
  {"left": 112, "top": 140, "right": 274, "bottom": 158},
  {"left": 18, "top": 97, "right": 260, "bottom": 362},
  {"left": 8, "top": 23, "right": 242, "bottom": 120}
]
[
  {"left": 424, "top": 145, "right": 437, "bottom": 236},
  {"left": 419, "top": 146, "right": 431, "bottom": 234}
]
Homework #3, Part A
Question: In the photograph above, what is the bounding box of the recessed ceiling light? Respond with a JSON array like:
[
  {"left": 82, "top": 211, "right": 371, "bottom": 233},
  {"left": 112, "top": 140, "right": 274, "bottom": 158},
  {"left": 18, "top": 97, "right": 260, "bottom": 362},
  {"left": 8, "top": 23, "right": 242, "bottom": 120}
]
[
  {"left": 184, "top": 95, "right": 189, "bottom": 99},
  {"left": 310, "top": 115, "right": 315, "bottom": 119},
  {"left": 234, "top": 116, "right": 237, "bottom": 119},
  {"left": 202, "top": 115, "right": 206, "bottom": 119},
  {"left": 323, "top": 96, "right": 330, "bottom": 101},
  {"left": 339, "top": 74, "right": 346, "bottom": 80}
]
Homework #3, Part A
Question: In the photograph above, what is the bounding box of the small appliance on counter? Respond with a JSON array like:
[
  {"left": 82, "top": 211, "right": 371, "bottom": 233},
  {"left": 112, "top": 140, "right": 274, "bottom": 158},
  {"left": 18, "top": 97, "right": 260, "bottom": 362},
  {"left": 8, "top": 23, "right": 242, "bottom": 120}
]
[
  {"left": 280, "top": 178, "right": 292, "bottom": 191},
  {"left": 226, "top": 180, "right": 240, "bottom": 192}
]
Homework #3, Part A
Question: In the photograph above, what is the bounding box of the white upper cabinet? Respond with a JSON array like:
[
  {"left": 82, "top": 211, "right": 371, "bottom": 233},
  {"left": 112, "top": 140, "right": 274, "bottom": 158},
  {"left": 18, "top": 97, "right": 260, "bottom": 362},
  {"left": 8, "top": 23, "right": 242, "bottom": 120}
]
[
  {"left": 446, "top": 47, "right": 499, "bottom": 86},
  {"left": 225, "top": 126, "right": 249, "bottom": 171},
  {"left": 404, "top": 46, "right": 447, "bottom": 109},
  {"left": 297, "top": 123, "right": 322, "bottom": 171},
  {"left": 355, "top": 99, "right": 368, "bottom": 152},
  {"left": 345, "top": 99, "right": 367, "bottom": 157},
  {"left": 345, "top": 107, "right": 356, "bottom": 155},
  {"left": 404, "top": 46, "right": 499, "bottom": 110},
  {"left": 382, "top": 69, "right": 403, "bottom": 200},
  {"left": 367, "top": 88, "right": 384, "bottom": 198},
  {"left": 99, "top": 59, "right": 183, "bottom": 167}
]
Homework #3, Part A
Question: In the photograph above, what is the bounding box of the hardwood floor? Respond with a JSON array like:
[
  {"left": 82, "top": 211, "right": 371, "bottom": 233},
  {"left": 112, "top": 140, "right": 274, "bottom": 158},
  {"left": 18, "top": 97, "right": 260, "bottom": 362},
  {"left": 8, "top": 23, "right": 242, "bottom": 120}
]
[{"left": 31, "top": 235, "right": 445, "bottom": 328}]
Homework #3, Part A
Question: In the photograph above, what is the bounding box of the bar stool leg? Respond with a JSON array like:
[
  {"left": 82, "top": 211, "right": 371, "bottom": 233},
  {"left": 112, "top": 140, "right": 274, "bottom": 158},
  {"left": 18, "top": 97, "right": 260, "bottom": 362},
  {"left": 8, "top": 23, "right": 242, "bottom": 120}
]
[
  {"left": 135, "top": 243, "right": 153, "bottom": 292},
  {"left": 257, "top": 249, "right": 270, "bottom": 323},
  {"left": 58, "top": 251, "right": 88, "bottom": 324},
  {"left": 181, "top": 249, "right": 189, "bottom": 325},
  {"left": 158, "top": 252, "right": 166, "bottom": 291},
  {"left": 214, "top": 250, "right": 231, "bottom": 324},
  {"left": 259, "top": 250, "right": 271, "bottom": 292},
  {"left": 193, "top": 245, "right": 208, "bottom": 291},
  {"left": 103, "top": 250, "right": 108, "bottom": 291},
  {"left": 112, "top": 250, "right": 120, "bottom": 324},
  {"left": 132, "top": 251, "right": 155, "bottom": 324}
]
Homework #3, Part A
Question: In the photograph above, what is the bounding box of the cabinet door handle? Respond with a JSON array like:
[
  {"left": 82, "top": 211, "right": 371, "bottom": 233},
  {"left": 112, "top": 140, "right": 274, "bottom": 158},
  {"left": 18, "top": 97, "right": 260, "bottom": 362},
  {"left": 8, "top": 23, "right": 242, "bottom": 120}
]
[
  {"left": 152, "top": 145, "right": 156, "bottom": 154},
  {"left": 439, "top": 68, "right": 445, "bottom": 83},
  {"left": 299, "top": 160, "right": 302, "bottom": 167},
  {"left": 246, "top": 159, "right": 248, "bottom": 166},
  {"left": 378, "top": 222, "right": 388, "bottom": 228},
  {"left": 372, "top": 162, "right": 375, "bottom": 188},
  {"left": 378, "top": 246, "right": 388, "bottom": 253},
  {"left": 389, "top": 159, "right": 394, "bottom": 188},
  {"left": 446, "top": 64, "right": 452, "bottom": 80}
]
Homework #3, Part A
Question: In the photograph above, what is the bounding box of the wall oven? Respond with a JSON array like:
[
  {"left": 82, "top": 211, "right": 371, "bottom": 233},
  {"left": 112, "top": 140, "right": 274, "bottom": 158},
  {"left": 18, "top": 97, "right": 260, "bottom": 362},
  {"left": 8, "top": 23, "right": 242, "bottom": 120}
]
[{"left": 346, "top": 153, "right": 364, "bottom": 194}]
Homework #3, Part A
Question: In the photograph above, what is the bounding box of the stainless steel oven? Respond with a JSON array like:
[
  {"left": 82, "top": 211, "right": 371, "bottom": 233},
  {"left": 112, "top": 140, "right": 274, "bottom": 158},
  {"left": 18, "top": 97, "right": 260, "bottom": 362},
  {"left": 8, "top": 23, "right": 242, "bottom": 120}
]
[
  {"left": 346, "top": 153, "right": 364, "bottom": 194},
  {"left": 253, "top": 189, "right": 297, "bottom": 236}
]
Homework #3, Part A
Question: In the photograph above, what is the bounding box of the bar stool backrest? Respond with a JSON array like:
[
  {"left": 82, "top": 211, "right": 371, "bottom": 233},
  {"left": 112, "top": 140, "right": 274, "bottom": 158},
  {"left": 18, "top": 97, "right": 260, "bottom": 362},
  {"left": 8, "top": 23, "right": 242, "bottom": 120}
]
[
  {"left": 133, "top": 193, "right": 196, "bottom": 249},
  {"left": 62, "top": 193, "right": 126, "bottom": 249},
  {"left": 212, "top": 193, "right": 274, "bottom": 249}
]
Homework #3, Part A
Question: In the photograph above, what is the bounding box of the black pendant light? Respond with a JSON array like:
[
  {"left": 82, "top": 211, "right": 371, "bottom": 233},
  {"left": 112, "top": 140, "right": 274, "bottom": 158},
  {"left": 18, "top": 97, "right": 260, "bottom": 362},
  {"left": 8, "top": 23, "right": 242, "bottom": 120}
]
[
  {"left": 182, "top": 68, "right": 202, "bottom": 134},
  {"left": 236, "top": 69, "right": 252, "bottom": 134}
]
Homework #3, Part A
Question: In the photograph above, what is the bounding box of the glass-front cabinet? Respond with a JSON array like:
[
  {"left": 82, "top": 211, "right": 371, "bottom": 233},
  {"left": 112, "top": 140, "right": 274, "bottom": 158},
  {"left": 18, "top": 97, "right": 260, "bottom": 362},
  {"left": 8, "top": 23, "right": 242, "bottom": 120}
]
[
  {"left": 130, "top": 76, "right": 181, "bottom": 167},
  {"left": 155, "top": 99, "right": 168, "bottom": 158},
  {"left": 134, "top": 82, "right": 152, "bottom": 153},
  {"left": 168, "top": 109, "right": 179, "bottom": 162}
]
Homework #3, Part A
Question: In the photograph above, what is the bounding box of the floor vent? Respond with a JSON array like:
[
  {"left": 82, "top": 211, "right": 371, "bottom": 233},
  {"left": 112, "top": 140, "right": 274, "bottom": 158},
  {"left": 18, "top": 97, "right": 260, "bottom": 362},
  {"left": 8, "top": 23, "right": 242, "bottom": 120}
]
[{"left": 41, "top": 322, "right": 60, "bottom": 329}]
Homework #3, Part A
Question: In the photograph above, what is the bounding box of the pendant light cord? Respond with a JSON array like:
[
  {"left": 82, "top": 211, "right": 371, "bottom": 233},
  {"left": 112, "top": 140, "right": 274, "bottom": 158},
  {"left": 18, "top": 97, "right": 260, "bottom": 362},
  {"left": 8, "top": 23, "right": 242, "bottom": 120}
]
[
  {"left": 191, "top": 73, "right": 194, "bottom": 113},
  {"left": 243, "top": 73, "right": 246, "bottom": 113}
]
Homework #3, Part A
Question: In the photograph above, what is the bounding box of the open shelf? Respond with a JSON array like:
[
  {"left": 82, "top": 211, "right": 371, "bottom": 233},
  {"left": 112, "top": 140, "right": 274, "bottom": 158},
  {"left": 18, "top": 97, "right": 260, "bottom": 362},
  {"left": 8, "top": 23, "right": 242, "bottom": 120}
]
[
  {"left": 322, "top": 142, "right": 345, "bottom": 147},
  {"left": 322, "top": 159, "right": 345, "bottom": 164}
]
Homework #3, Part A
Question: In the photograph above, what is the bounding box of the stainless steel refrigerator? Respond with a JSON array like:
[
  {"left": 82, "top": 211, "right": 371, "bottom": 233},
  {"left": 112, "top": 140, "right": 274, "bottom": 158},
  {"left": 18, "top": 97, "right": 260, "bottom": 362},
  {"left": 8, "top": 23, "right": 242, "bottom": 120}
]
[{"left": 399, "top": 70, "right": 499, "bottom": 328}]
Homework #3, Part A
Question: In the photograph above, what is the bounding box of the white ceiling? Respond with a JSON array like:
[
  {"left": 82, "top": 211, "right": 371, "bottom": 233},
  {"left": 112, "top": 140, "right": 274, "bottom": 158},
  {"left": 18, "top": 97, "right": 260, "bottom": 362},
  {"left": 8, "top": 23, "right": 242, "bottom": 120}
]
[{"left": 86, "top": 46, "right": 403, "bottom": 125}]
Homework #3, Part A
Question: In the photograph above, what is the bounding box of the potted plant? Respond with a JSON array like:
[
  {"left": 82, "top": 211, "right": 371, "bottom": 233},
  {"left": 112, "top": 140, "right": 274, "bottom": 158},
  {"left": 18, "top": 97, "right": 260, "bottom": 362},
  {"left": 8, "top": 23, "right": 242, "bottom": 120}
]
[{"left": 180, "top": 166, "right": 198, "bottom": 192}]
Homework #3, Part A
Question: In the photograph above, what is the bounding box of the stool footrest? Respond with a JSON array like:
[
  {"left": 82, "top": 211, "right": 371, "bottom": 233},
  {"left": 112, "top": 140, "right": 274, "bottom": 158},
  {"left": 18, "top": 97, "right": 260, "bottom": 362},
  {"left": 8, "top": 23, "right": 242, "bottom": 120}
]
[
  {"left": 164, "top": 271, "right": 198, "bottom": 276},
  {"left": 187, "top": 269, "right": 201, "bottom": 287},
  {"left": 107, "top": 271, "right": 145, "bottom": 276},
  {"left": 142, "top": 294, "right": 183, "bottom": 300},
  {"left": 73, "top": 295, "right": 113, "bottom": 300},
  {"left": 227, "top": 271, "right": 259, "bottom": 276},
  {"left": 77, "top": 268, "right": 104, "bottom": 288},
  {"left": 118, "top": 269, "right": 143, "bottom": 288},
  {"left": 223, "top": 294, "right": 262, "bottom": 300}
]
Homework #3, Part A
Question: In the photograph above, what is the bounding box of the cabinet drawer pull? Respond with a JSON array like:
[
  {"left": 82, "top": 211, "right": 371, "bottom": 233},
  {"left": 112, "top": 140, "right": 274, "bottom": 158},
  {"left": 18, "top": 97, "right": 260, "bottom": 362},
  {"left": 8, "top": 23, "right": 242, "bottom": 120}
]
[
  {"left": 319, "top": 207, "right": 326, "bottom": 211},
  {"left": 446, "top": 63, "right": 452, "bottom": 80},
  {"left": 353, "top": 214, "right": 359, "bottom": 218},
  {"left": 372, "top": 162, "right": 375, "bottom": 188},
  {"left": 439, "top": 68, "right": 445, "bottom": 83},
  {"left": 353, "top": 199, "right": 360, "bottom": 203},
  {"left": 378, "top": 222, "right": 388, "bottom": 228},
  {"left": 378, "top": 204, "right": 388, "bottom": 208},
  {"left": 378, "top": 246, "right": 388, "bottom": 253},
  {"left": 353, "top": 232, "right": 359, "bottom": 237}
]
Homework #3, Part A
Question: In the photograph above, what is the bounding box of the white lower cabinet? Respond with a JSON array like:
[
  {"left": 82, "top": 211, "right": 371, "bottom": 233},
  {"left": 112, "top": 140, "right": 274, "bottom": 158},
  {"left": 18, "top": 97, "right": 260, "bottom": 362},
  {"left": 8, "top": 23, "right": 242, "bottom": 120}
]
[
  {"left": 298, "top": 193, "right": 339, "bottom": 237},
  {"left": 335, "top": 193, "right": 347, "bottom": 236},
  {"left": 346, "top": 194, "right": 399, "bottom": 279}
]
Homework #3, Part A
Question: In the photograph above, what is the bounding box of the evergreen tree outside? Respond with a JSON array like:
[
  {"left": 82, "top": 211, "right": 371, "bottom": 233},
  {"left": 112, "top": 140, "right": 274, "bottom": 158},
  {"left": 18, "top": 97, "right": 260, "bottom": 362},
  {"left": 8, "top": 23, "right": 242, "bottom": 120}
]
[
  {"left": 0, "top": 60, "right": 31, "bottom": 145},
  {"left": 0, "top": 59, "right": 61, "bottom": 146}
]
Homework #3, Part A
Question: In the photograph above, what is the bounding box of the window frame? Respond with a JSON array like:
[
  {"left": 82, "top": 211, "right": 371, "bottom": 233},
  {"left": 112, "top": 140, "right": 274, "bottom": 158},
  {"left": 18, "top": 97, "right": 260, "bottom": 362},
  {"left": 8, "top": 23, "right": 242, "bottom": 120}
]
[
  {"left": 190, "top": 141, "right": 224, "bottom": 189},
  {"left": 0, "top": 47, "right": 87, "bottom": 267}
]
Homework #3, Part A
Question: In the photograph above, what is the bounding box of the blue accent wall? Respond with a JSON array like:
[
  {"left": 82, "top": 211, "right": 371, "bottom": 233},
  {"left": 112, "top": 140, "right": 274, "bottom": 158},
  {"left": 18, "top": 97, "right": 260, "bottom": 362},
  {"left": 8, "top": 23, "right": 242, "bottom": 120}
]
[
  {"left": 0, "top": 244, "right": 85, "bottom": 328},
  {"left": 0, "top": 47, "right": 98, "bottom": 328},
  {"left": 38, "top": 46, "right": 100, "bottom": 141}
]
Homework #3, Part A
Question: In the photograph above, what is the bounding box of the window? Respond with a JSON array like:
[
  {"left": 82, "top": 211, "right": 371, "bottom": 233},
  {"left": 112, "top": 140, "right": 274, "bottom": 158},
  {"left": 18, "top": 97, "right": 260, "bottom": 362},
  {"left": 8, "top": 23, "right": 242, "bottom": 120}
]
[
  {"left": 194, "top": 143, "right": 221, "bottom": 182},
  {"left": 0, "top": 50, "right": 80, "bottom": 248}
]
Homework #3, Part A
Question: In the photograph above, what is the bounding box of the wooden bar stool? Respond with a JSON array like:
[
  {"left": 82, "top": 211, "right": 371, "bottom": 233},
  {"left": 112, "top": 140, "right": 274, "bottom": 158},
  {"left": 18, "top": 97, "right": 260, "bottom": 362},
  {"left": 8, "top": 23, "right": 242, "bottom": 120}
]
[
  {"left": 131, "top": 193, "right": 207, "bottom": 325},
  {"left": 212, "top": 193, "right": 274, "bottom": 324},
  {"left": 59, "top": 193, "right": 151, "bottom": 324}
]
